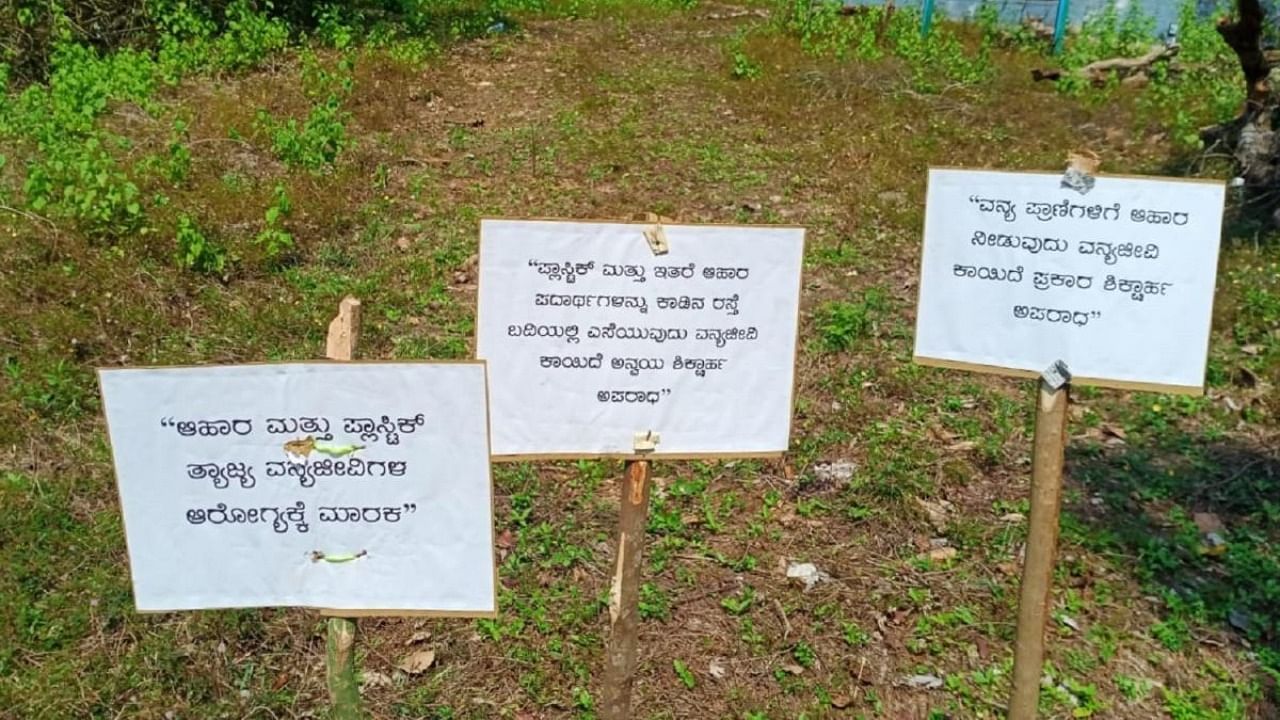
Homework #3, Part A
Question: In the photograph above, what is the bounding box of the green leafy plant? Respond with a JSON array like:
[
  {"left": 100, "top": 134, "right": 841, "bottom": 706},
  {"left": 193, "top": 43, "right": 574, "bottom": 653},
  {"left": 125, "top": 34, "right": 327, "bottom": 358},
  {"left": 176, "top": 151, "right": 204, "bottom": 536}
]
[
  {"left": 778, "top": 1, "right": 988, "bottom": 90},
  {"left": 257, "top": 97, "right": 350, "bottom": 171},
  {"left": 175, "top": 213, "right": 226, "bottom": 274},
  {"left": 639, "top": 582, "right": 671, "bottom": 621},
  {"left": 791, "top": 641, "right": 816, "bottom": 668},
  {"left": 842, "top": 621, "right": 870, "bottom": 647},
  {"left": 721, "top": 587, "right": 756, "bottom": 615},
  {"left": 673, "top": 659, "right": 696, "bottom": 689},
  {"left": 815, "top": 288, "right": 887, "bottom": 352},
  {"left": 4, "top": 359, "right": 91, "bottom": 421},
  {"left": 255, "top": 183, "right": 294, "bottom": 262},
  {"left": 727, "top": 29, "right": 762, "bottom": 80}
]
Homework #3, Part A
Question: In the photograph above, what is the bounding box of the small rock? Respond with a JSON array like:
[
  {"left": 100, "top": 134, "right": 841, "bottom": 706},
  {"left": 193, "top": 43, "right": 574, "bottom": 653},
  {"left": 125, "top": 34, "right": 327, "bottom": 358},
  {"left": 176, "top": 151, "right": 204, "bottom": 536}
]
[
  {"left": 781, "top": 663, "right": 805, "bottom": 675},
  {"left": 1000, "top": 512, "right": 1026, "bottom": 523},
  {"left": 405, "top": 631, "right": 432, "bottom": 645},
  {"left": 929, "top": 537, "right": 950, "bottom": 549},
  {"left": 919, "top": 547, "right": 957, "bottom": 563},
  {"left": 904, "top": 673, "right": 943, "bottom": 689},
  {"left": 813, "top": 460, "right": 856, "bottom": 484},
  {"left": 1229, "top": 608, "right": 1252, "bottom": 633},
  {"left": 830, "top": 694, "right": 853, "bottom": 709},
  {"left": 395, "top": 236, "right": 412, "bottom": 251},
  {"left": 786, "top": 562, "right": 832, "bottom": 591},
  {"left": 709, "top": 660, "right": 727, "bottom": 680}
]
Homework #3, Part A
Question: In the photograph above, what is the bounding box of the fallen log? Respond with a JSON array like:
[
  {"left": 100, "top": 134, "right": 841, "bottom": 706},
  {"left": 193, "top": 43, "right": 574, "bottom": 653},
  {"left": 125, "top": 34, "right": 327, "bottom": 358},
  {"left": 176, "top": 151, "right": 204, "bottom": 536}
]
[{"left": 1032, "top": 44, "right": 1180, "bottom": 85}]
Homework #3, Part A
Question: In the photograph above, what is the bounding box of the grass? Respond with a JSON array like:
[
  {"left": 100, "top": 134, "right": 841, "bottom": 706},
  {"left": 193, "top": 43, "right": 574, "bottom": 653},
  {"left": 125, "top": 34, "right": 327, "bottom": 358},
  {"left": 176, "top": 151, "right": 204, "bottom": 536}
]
[{"left": 1, "top": 0, "right": 1279, "bottom": 718}]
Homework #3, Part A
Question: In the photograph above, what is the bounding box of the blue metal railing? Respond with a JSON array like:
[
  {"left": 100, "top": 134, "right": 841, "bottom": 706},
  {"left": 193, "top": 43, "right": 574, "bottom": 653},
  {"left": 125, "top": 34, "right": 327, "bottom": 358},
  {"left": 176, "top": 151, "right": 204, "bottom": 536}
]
[{"left": 850, "top": 0, "right": 1192, "bottom": 50}]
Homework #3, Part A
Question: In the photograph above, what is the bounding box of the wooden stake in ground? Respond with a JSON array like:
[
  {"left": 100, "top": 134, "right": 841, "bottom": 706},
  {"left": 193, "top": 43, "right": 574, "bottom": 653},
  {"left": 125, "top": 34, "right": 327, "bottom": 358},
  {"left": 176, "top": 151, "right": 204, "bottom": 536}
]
[
  {"left": 324, "top": 296, "right": 363, "bottom": 720},
  {"left": 1008, "top": 362, "right": 1071, "bottom": 720},
  {"left": 601, "top": 435, "right": 657, "bottom": 720}
]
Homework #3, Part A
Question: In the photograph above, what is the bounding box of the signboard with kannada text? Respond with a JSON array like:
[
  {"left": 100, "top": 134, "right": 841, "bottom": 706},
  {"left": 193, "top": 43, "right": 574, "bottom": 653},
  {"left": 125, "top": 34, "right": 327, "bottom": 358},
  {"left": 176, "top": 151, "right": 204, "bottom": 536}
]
[
  {"left": 476, "top": 219, "right": 805, "bottom": 458},
  {"left": 99, "top": 362, "right": 496, "bottom": 613},
  {"left": 914, "top": 168, "right": 1226, "bottom": 393}
]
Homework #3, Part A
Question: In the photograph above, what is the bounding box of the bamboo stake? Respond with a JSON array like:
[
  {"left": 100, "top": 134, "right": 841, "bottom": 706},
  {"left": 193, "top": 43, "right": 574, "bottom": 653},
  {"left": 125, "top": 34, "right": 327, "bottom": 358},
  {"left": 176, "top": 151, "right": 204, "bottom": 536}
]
[
  {"left": 324, "top": 296, "right": 363, "bottom": 720},
  {"left": 601, "top": 457, "right": 654, "bottom": 720},
  {"left": 1008, "top": 363, "right": 1071, "bottom": 720}
]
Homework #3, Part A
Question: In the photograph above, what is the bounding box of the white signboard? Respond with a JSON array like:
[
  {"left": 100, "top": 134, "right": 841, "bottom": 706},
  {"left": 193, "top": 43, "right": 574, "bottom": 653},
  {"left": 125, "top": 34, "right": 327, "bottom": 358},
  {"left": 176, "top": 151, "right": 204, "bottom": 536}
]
[
  {"left": 476, "top": 219, "right": 805, "bottom": 458},
  {"left": 914, "top": 168, "right": 1225, "bottom": 393},
  {"left": 98, "top": 363, "right": 496, "bottom": 613}
]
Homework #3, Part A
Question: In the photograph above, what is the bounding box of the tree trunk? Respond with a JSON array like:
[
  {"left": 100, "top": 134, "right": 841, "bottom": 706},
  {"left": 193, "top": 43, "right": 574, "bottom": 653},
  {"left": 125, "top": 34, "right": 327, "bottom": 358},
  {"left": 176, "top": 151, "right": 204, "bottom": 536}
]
[{"left": 1200, "top": 0, "right": 1280, "bottom": 222}]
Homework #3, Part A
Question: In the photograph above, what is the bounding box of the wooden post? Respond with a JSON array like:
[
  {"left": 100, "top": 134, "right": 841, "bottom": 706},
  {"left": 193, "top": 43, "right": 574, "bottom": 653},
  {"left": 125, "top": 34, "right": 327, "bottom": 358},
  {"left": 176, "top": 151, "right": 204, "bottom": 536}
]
[
  {"left": 324, "top": 296, "right": 363, "bottom": 720},
  {"left": 1007, "top": 367, "right": 1070, "bottom": 720},
  {"left": 1052, "top": 0, "right": 1070, "bottom": 54},
  {"left": 921, "top": 0, "right": 937, "bottom": 37},
  {"left": 601, "top": 458, "right": 654, "bottom": 720}
]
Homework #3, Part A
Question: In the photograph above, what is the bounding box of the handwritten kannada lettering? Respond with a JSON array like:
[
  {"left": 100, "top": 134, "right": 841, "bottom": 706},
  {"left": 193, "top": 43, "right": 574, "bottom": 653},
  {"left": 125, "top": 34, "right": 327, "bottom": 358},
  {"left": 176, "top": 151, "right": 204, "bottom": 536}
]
[
  {"left": 265, "top": 458, "right": 408, "bottom": 488},
  {"left": 1033, "top": 272, "right": 1094, "bottom": 291},
  {"left": 528, "top": 259, "right": 594, "bottom": 283},
  {"left": 969, "top": 195, "right": 1018, "bottom": 222},
  {"left": 186, "top": 501, "right": 309, "bottom": 533},
  {"left": 162, "top": 417, "right": 252, "bottom": 437},
  {"left": 187, "top": 462, "right": 256, "bottom": 489},
  {"left": 596, "top": 389, "right": 673, "bottom": 404},
  {"left": 317, "top": 503, "right": 417, "bottom": 523},
  {"left": 341, "top": 414, "right": 426, "bottom": 445},
  {"left": 1078, "top": 241, "right": 1160, "bottom": 265},
  {"left": 953, "top": 264, "right": 1024, "bottom": 283},
  {"left": 970, "top": 230, "right": 1069, "bottom": 254},
  {"left": 265, "top": 416, "right": 332, "bottom": 440},
  {"left": 1012, "top": 305, "right": 1101, "bottom": 326},
  {"left": 672, "top": 355, "right": 728, "bottom": 377},
  {"left": 508, "top": 323, "right": 581, "bottom": 344},
  {"left": 588, "top": 324, "right": 688, "bottom": 343},
  {"left": 1131, "top": 209, "right": 1189, "bottom": 225},
  {"left": 1026, "top": 200, "right": 1122, "bottom": 222},
  {"left": 535, "top": 292, "right": 649, "bottom": 314},
  {"left": 1104, "top": 275, "right": 1173, "bottom": 302}
]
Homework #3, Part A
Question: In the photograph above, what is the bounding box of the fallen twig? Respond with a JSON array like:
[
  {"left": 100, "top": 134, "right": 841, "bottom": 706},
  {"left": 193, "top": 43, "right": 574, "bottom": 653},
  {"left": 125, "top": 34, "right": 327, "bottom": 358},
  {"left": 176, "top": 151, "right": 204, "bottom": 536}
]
[
  {"left": 772, "top": 598, "right": 792, "bottom": 639},
  {"left": 0, "top": 204, "right": 55, "bottom": 229}
]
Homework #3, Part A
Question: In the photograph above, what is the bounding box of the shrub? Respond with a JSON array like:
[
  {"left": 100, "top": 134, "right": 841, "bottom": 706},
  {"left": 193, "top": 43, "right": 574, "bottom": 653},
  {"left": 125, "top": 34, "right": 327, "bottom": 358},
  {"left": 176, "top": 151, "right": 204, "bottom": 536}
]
[{"left": 176, "top": 214, "right": 227, "bottom": 273}]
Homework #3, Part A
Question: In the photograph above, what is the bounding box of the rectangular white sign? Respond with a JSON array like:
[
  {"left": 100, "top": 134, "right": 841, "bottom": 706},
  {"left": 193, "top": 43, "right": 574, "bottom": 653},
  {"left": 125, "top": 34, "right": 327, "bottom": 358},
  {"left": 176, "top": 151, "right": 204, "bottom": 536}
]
[
  {"left": 476, "top": 219, "right": 805, "bottom": 458},
  {"left": 914, "top": 168, "right": 1225, "bottom": 393},
  {"left": 99, "top": 363, "right": 496, "bottom": 613}
]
